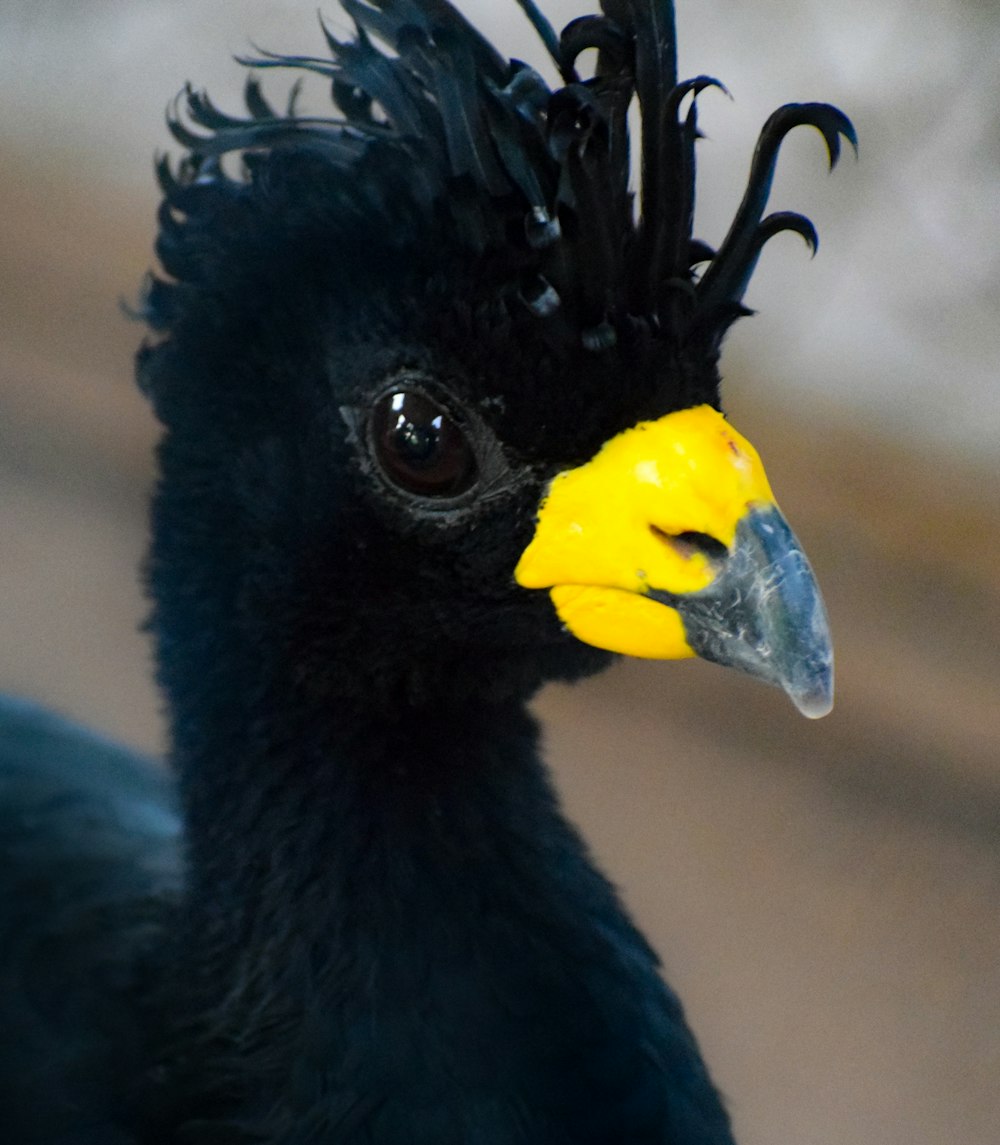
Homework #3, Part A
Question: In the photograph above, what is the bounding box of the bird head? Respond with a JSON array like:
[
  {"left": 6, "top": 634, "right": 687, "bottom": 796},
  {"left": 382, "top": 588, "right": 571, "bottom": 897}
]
[{"left": 139, "top": 0, "right": 854, "bottom": 723}]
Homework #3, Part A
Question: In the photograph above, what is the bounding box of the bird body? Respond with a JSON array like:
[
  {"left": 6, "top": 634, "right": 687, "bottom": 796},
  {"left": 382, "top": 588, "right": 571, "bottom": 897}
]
[
  {"left": 0, "top": 696, "right": 178, "bottom": 1142},
  {"left": 0, "top": 1, "right": 852, "bottom": 1140}
]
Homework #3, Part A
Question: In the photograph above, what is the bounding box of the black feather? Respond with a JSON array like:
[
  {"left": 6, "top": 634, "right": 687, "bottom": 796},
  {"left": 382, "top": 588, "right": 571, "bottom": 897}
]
[
  {"left": 695, "top": 102, "right": 857, "bottom": 329},
  {"left": 514, "top": 0, "right": 562, "bottom": 68},
  {"left": 157, "top": 0, "right": 853, "bottom": 367}
]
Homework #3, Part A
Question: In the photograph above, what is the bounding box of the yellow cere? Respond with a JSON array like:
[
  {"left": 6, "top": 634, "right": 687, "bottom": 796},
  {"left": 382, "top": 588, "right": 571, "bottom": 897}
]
[{"left": 514, "top": 405, "right": 779, "bottom": 659}]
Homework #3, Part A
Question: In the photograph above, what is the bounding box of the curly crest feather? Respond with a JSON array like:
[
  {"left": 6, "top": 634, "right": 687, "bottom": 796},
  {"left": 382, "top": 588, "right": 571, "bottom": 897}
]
[{"left": 154, "top": 0, "right": 856, "bottom": 358}]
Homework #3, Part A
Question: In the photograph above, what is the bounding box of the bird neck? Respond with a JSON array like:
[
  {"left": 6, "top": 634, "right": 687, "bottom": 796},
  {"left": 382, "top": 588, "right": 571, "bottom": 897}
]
[
  {"left": 168, "top": 696, "right": 621, "bottom": 1109},
  {"left": 177, "top": 696, "right": 582, "bottom": 962},
  {"left": 154, "top": 686, "right": 734, "bottom": 1142}
]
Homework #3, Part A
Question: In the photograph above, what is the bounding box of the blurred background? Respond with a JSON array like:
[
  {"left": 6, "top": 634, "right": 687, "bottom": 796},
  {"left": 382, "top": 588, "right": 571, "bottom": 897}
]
[{"left": 0, "top": 1, "right": 997, "bottom": 1142}]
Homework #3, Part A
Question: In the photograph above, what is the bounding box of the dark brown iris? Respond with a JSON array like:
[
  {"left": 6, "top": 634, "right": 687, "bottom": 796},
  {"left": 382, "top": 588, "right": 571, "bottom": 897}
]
[{"left": 372, "top": 390, "right": 477, "bottom": 497}]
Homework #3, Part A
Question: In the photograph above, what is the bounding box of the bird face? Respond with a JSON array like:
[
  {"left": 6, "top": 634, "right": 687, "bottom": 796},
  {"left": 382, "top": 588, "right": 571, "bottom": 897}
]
[
  {"left": 144, "top": 238, "right": 831, "bottom": 719},
  {"left": 330, "top": 317, "right": 831, "bottom": 717}
]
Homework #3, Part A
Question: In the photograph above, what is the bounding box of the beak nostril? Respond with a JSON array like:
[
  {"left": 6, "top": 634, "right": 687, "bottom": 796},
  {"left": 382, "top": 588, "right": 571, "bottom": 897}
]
[{"left": 650, "top": 525, "right": 729, "bottom": 565}]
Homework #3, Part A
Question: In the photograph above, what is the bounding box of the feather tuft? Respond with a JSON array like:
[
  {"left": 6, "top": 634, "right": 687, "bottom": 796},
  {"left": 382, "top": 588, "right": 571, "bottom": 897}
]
[{"left": 161, "top": 1, "right": 855, "bottom": 367}]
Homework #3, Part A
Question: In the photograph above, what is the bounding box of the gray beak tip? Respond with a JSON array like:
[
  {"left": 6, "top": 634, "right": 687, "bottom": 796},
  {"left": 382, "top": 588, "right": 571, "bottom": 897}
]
[
  {"left": 789, "top": 681, "right": 834, "bottom": 720},
  {"left": 671, "top": 505, "right": 835, "bottom": 719}
]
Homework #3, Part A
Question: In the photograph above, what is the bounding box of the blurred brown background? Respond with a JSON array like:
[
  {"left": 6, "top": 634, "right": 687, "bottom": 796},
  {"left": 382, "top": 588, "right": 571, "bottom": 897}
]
[{"left": 1, "top": 2, "right": 998, "bottom": 1143}]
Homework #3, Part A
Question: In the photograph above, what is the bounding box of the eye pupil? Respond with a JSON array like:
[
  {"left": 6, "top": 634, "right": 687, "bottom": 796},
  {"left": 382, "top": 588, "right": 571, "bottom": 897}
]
[
  {"left": 373, "top": 390, "right": 477, "bottom": 497},
  {"left": 392, "top": 412, "right": 440, "bottom": 466}
]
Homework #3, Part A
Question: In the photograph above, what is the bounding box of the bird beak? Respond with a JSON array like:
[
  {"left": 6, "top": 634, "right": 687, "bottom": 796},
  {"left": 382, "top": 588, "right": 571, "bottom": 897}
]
[{"left": 515, "top": 405, "right": 833, "bottom": 718}]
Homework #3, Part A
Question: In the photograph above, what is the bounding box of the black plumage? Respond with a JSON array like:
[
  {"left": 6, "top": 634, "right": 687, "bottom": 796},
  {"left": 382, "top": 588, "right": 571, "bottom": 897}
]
[{"left": 0, "top": 2, "right": 853, "bottom": 1141}]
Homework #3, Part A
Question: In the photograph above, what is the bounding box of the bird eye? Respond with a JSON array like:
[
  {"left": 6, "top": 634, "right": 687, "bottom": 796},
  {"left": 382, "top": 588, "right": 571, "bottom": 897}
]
[{"left": 371, "top": 390, "right": 477, "bottom": 498}]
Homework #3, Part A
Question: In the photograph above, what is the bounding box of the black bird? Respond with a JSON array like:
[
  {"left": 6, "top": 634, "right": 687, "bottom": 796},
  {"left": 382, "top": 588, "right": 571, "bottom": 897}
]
[{"left": 0, "top": 1, "right": 854, "bottom": 1141}]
